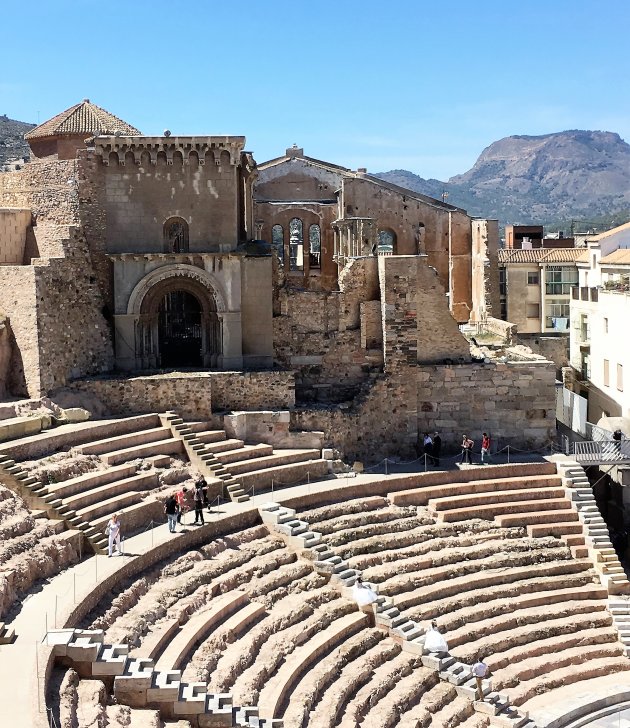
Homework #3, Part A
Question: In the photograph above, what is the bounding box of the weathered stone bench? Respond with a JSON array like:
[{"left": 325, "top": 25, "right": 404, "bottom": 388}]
[
  {"left": 257, "top": 611, "right": 369, "bottom": 719},
  {"left": 155, "top": 591, "right": 254, "bottom": 671},
  {"left": 76, "top": 426, "right": 173, "bottom": 456},
  {"left": 45, "top": 463, "right": 138, "bottom": 500},
  {"left": 102, "top": 437, "right": 184, "bottom": 466}
]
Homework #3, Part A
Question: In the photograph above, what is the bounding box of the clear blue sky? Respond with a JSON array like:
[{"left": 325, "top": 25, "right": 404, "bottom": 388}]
[{"left": 2, "top": 0, "right": 629, "bottom": 180}]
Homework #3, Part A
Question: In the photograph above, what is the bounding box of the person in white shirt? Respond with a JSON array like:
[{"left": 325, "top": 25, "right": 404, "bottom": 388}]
[
  {"left": 106, "top": 513, "right": 122, "bottom": 557},
  {"left": 472, "top": 656, "right": 490, "bottom": 701}
]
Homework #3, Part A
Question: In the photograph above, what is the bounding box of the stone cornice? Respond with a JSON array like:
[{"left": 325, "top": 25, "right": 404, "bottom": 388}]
[
  {"left": 108, "top": 252, "right": 240, "bottom": 262},
  {"left": 91, "top": 135, "right": 246, "bottom": 166}
]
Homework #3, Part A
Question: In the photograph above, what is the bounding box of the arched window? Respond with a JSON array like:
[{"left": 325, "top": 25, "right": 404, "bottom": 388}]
[
  {"left": 289, "top": 218, "right": 304, "bottom": 271},
  {"left": 164, "top": 217, "right": 189, "bottom": 253},
  {"left": 377, "top": 229, "right": 396, "bottom": 255},
  {"left": 271, "top": 224, "right": 284, "bottom": 265},
  {"left": 309, "top": 224, "right": 321, "bottom": 269}
]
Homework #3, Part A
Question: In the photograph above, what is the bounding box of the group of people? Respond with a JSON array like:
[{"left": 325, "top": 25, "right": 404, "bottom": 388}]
[
  {"left": 417, "top": 431, "right": 493, "bottom": 467},
  {"left": 164, "top": 476, "right": 210, "bottom": 533},
  {"left": 352, "top": 579, "right": 490, "bottom": 701},
  {"left": 418, "top": 432, "right": 442, "bottom": 466}
]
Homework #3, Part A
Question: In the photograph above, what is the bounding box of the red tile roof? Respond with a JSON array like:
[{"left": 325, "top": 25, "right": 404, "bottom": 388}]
[
  {"left": 25, "top": 100, "right": 140, "bottom": 140},
  {"left": 498, "top": 248, "right": 585, "bottom": 264}
]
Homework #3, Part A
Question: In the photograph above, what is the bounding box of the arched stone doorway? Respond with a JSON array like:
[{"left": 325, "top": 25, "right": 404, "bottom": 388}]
[
  {"left": 115, "top": 264, "right": 243, "bottom": 371},
  {"left": 158, "top": 290, "right": 203, "bottom": 368}
]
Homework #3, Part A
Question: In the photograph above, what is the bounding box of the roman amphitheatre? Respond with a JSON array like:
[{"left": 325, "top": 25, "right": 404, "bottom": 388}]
[{"left": 0, "top": 101, "right": 629, "bottom": 728}]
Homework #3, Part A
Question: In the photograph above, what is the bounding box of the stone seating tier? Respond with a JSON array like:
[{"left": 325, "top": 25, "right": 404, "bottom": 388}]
[{"left": 0, "top": 414, "right": 162, "bottom": 461}]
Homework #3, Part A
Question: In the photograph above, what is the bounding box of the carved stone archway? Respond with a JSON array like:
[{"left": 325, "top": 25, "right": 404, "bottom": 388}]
[{"left": 115, "top": 265, "right": 242, "bottom": 371}]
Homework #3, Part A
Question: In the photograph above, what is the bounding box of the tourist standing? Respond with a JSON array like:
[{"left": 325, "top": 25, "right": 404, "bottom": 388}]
[
  {"left": 193, "top": 478, "right": 206, "bottom": 525},
  {"left": 423, "top": 432, "right": 433, "bottom": 466},
  {"left": 472, "top": 656, "right": 490, "bottom": 701},
  {"left": 106, "top": 513, "right": 122, "bottom": 557},
  {"left": 481, "top": 432, "right": 492, "bottom": 464},
  {"left": 176, "top": 486, "right": 188, "bottom": 524},
  {"left": 433, "top": 432, "right": 442, "bottom": 467},
  {"left": 460, "top": 435, "right": 474, "bottom": 465},
  {"left": 164, "top": 494, "right": 179, "bottom": 533},
  {"left": 613, "top": 429, "right": 623, "bottom": 456}
]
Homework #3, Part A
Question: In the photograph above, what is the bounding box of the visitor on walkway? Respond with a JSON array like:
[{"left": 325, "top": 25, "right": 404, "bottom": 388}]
[
  {"left": 193, "top": 478, "right": 206, "bottom": 525},
  {"left": 164, "top": 494, "right": 179, "bottom": 533},
  {"left": 424, "top": 620, "right": 448, "bottom": 654},
  {"left": 433, "top": 432, "right": 442, "bottom": 467},
  {"left": 460, "top": 435, "right": 474, "bottom": 465},
  {"left": 106, "top": 513, "right": 122, "bottom": 557},
  {"left": 423, "top": 432, "right": 433, "bottom": 466},
  {"left": 352, "top": 576, "right": 379, "bottom": 625},
  {"left": 176, "top": 486, "right": 188, "bottom": 524},
  {"left": 472, "top": 656, "right": 490, "bottom": 701},
  {"left": 481, "top": 432, "right": 492, "bottom": 464},
  {"left": 613, "top": 429, "right": 623, "bottom": 456}
]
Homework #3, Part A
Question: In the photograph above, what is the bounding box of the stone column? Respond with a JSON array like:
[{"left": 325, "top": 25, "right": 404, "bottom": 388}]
[
  {"left": 114, "top": 314, "right": 139, "bottom": 370},
  {"left": 218, "top": 311, "right": 243, "bottom": 370}
]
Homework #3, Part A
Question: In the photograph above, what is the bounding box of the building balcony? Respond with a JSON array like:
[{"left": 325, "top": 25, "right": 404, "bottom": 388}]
[{"left": 572, "top": 286, "right": 599, "bottom": 302}]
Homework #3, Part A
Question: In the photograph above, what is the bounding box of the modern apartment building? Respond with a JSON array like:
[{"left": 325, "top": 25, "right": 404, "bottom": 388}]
[
  {"left": 570, "top": 222, "right": 630, "bottom": 422},
  {"left": 498, "top": 248, "right": 581, "bottom": 334}
]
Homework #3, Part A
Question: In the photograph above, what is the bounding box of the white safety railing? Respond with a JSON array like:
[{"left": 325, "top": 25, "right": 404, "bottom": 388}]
[{"left": 573, "top": 440, "right": 630, "bottom": 463}]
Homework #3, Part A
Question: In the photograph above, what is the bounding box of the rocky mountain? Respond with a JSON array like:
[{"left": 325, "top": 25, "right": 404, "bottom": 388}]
[
  {"left": 0, "top": 115, "right": 35, "bottom": 169},
  {"left": 377, "top": 130, "right": 630, "bottom": 227}
]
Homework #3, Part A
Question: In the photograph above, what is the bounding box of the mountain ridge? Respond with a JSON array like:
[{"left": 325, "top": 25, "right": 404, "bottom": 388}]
[{"left": 376, "top": 129, "right": 630, "bottom": 227}]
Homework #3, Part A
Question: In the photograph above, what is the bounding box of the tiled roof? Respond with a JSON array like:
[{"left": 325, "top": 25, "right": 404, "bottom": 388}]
[
  {"left": 25, "top": 100, "right": 140, "bottom": 140},
  {"left": 498, "top": 248, "right": 585, "bottom": 264},
  {"left": 600, "top": 249, "right": 630, "bottom": 265},
  {"left": 588, "top": 220, "right": 630, "bottom": 241}
]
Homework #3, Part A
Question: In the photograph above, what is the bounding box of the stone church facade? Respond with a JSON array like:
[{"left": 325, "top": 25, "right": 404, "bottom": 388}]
[{"left": 0, "top": 100, "right": 555, "bottom": 459}]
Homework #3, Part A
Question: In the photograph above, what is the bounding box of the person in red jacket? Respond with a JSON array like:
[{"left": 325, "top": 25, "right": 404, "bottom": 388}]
[{"left": 481, "top": 432, "right": 492, "bottom": 464}]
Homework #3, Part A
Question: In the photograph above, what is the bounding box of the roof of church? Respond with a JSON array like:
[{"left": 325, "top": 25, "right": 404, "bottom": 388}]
[
  {"left": 258, "top": 147, "right": 464, "bottom": 213},
  {"left": 25, "top": 99, "right": 141, "bottom": 140}
]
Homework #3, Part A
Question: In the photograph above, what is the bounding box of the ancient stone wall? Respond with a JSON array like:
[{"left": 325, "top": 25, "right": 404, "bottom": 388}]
[
  {"left": 292, "top": 360, "right": 556, "bottom": 463},
  {"left": 273, "top": 258, "right": 383, "bottom": 402},
  {"left": 60, "top": 370, "right": 295, "bottom": 419},
  {"left": 515, "top": 334, "right": 569, "bottom": 370},
  {"left": 379, "top": 255, "right": 470, "bottom": 368},
  {"left": 0, "top": 265, "right": 39, "bottom": 396},
  {"left": 470, "top": 219, "right": 500, "bottom": 322},
  {"left": 210, "top": 371, "right": 295, "bottom": 411},
  {"left": 0, "top": 160, "right": 80, "bottom": 228},
  {"left": 34, "top": 240, "right": 114, "bottom": 393},
  {"left": 0, "top": 208, "right": 30, "bottom": 263}
]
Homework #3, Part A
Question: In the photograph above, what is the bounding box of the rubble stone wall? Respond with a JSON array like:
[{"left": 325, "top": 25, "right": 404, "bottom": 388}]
[
  {"left": 292, "top": 361, "right": 556, "bottom": 463},
  {"left": 0, "top": 208, "right": 30, "bottom": 264},
  {"left": 60, "top": 370, "right": 295, "bottom": 419}
]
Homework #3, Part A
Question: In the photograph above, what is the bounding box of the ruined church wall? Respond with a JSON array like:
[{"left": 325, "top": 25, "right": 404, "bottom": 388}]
[
  {"left": 273, "top": 258, "right": 383, "bottom": 401},
  {"left": 379, "top": 255, "right": 470, "bottom": 367},
  {"left": 342, "top": 178, "right": 473, "bottom": 322},
  {"left": 292, "top": 361, "right": 556, "bottom": 463}
]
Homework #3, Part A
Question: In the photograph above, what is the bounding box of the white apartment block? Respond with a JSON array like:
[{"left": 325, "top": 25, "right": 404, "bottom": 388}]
[{"left": 570, "top": 222, "right": 630, "bottom": 423}]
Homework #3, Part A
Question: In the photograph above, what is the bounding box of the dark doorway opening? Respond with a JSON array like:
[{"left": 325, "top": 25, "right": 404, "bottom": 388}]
[{"left": 158, "top": 290, "right": 202, "bottom": 368}]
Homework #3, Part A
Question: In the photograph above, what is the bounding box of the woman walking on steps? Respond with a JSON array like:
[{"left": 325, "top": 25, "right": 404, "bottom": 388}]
[{"left": 106, "top": 513, "right": 122, "bottom": 557}]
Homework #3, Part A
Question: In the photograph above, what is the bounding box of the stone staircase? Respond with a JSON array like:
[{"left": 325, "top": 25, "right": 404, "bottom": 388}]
[
  {"left": 258, "top": 501, "right": 533, "bottom": 727},
  {"left": 161, "top": 411, "right": 246, "bottom": 502},
  {"left": 44, "top": 628, "right": 282, "bottom": 728},
  {"left": 0, "top": 452, "right": 108, "bottom": 554},
  {"left": 557, "top": 459, "right": 630, "bottom": 594},
  {"left": 162, "top": 411, "right": 329, "bottom": 503}
]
